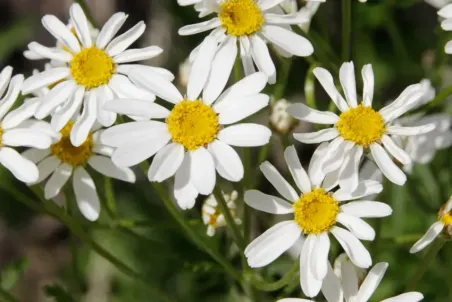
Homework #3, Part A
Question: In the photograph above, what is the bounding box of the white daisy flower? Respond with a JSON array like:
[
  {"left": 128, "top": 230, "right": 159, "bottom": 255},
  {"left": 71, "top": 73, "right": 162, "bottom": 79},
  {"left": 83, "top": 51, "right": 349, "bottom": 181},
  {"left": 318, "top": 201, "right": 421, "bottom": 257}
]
[
  {"left": 438, "top": 4, "right": 452, "bottom": 53},
  {"left": 21, "top": 3, "right": 173, "bottom": 147},
  {"left": 410, "top": 195, "right": 452, "bottom": 253},
  {"left": 178, "top": 0, "right": 314, "bottom": 85},
  {"left": 22, "top": 121, "right": 136, "bottom": 221},
  {"left": 0, "top": 67, "right": 56, "bottom": 183},
  {"left": 279, "top": 262, "right": 424, "bottom": 302},
  {"left": 288, "top": 62, "right": 435, "bottom": 188},
  {"left": 101, "top": 71, "right": 272, "bottom": 209},
  {"left": 202, "top": 190, "right": 241, "bottom": 236},
  {"left": 244, "top": 145, "right": 390, "bottom": 297}
]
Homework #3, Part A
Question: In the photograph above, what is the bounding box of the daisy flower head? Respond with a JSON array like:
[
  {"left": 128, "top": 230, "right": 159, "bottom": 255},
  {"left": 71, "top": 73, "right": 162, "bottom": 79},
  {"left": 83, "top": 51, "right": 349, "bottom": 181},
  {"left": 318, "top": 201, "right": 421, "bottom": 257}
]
[
  {"left": 439, "top": 4, "right": 452, "bottom": 53},
  {"left": 202, "top": 190, "right": 241, "bottom": 236},
  {"left": 101, "top": 71, "right": 272, "bottom": 210},
  {"left": 288, "top": 62, "right": 435, "bottom": 188},
  {"left": 178, "top": 0, "right": 314, "bottom": 85},
  {"left": 244, "top": 145, "right": 391, "bottom": 297},
  {"left": 22, "top": 121, "right": 136, "bottom": 221},
  {"left": 410, "top": 195, "right": 452, "bottom": 253},
  {"left": 21, "top": 3, "right": 172, "bottom": 147},
  {"left": 279, "top": 262, "right": 424, "bottom": 302}
]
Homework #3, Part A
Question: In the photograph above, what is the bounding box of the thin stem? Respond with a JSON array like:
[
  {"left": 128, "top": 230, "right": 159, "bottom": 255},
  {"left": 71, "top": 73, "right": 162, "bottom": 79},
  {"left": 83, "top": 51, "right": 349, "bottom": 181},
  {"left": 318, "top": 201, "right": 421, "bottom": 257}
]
[
  {"left": 104, "top": 177, "right": 117, "bottom": 219},
  {"left": 73, "top": 0, "right": 98, "bottom": 28},
  {"left": 273, "top": 57, "right": 293, "bottom": 100},
  {"left": 250, "top": 261, "right": 300, "bottom": 292},
  {"left": 422, "top": 85, "right": 452, "bottom": 112},
  {"left": 214, "top": 187, "right": 245, "bottom": 251},
  {"left": 408, "top": 238, "right": 445, "bottom": 291},
  {"left": 385, "top": 14, "right": 409, "bottom": 59},
  {"left": 305, "top": 64, "right": 318, "bottom": 110},
  {"left": 341, "top": 0, "right": 352, "bottom": 61}
]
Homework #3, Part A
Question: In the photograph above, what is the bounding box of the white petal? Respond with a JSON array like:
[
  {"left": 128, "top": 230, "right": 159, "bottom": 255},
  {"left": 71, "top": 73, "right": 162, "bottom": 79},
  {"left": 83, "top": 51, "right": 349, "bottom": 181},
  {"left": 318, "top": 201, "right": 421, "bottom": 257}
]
[
  {"left": 34, "top": 80, "right": 76, "bottom": 119},
  {"left": 356, "top": 262, "right": 388, "bottom": 302},
  {"left": 300, "top": 235, "right": 322, "bottom": 297},
  {"left": 438, "top": 4, "right": 452, "bottom": 18},
  {"left": 278, "top": 299, "right": 313, "bottom": 302},
  {"left": 96, "top": 12, "right": 127, "bottom": 49},
  {"left": 112, "top": 130, "right": 171, "bottom": 167},
  {"left": 381, "top": 292, "right": 424, "bottom": 302},
  {"left": 379, "top": 84, "right": 423, "bottom": 122},
  {"left": 1, "top": 97, "right": 40, "bottom": 129},
  {"left": 208, "top": 140, "right": 243, "bottom": 182},
  {"left": 189, "top": 147, "right": 216, "bottom": 195},
  {"left": 287, "top": 103, "right": 339, "bottom": 124},
  {"left": 109, "top": 74, "right": 157, "bottom": 101},
  {"left": 260, "top": 161, "right": 299, "bottom": 201},
  {"left": 128, "top": 70, "right": 182, "bottom": 104},
  {"left": 51, "top": 86, "right": 85, "bottom": 131},
  {"left": 311, "top": 233, "right": 330, "bottom": 281},
  {"left": 250, "top": 35, "right": 276, "bottom": 84},
  {"left": 0, "top": 75, "right": 24, "bottom": 119},
  {"left": 381, "top": 135, "right": 411, "bottom": 165},
  {"left": 341, "top": 261, "right": 359, "bottom": 302},
  {"left": 244, "top": 190, "right": 294, "bottom": 214},
  {"left": 178, "top": 18, "right": 220, "bottom": 36},
  {"left": 44, "top": 163, "right": 72, "bottom": 199},
  {"left": 339, "top": 62, "right": 358, "bottom": 107},
  {"left": 95, "top": 85, "right": 117, "bottom": 127},
  {"left": 338, "top": 145, "right": 363, "bottom": 191},
  {"left": 41, "top": 15, "right": 80, "bottom": 53},
  {"left": 321, "top": 263, "right": 343, "bottom": 302},
  {"left": 330, "top": 227, "right": 372, "bottom": 268},
  {"left": 284, "top": 145, "right": 311, "bottom": 193},
  {"left": 70, "top": 3, "right": 92, "bottom": 48},
  {"left": 88, "top": 155, "right": 136, "bottom": 183},
  {"left": 264, "top": 12, "right": 310, "bottom": 24},
  {"left": 370, "top": 143, "right": 406, "bottom": 186},
  {"left": 35, "top": 156, "right": 61, "bottom": 184},
  {"left": 101, "top": 120, "right": 167, "bottom": 147},
  {"left": 313, "top": 67, "right": 349, "bottom": 112},
  {"left": 308, "top": 142, "right": 329, "bottom": 187},
  {"left": 294, "top": 128, "right": 339, "bottom": 144},
  {"left": 187, "top": 36, "right": 218, "bottom": 100},
  {"left": 340, "top": 201, "right": 393, "bottom": 218},
  {"left": 218, "top": 123, "right": 271, "bottom": 147},
  {"left": 258, "top": 0, "right": 286, "bottom": 10},
  {"left": 409, "top": 221, "right": 444, "bottom": 253},
  {"left": 119, "top": 65, "right": 174, "bottom": 82},
  {"left": 386, "top": 124, "right": 436, "bottom": 136},
  {"left": 261, "top": 25, "right": 314, "bottom": 57},
  {"left": 333, "top": 180, "right": 383, "bottom": 201},
  {"left": 2, "top": 129, "right": 52, "bottom": 149},
  {"left": 148, "top": 143, "right": 184, "bottom": 182},
  {"left": 246, "top": 220, "right": 301, "bottom": 268},
  {"left": 321, "top": 138, "right": 352, "bottom": 174},
  {"left": 218, "top": 93, "right": 269, "bottom": 124},
  {"left": 337, "top": 213, "right": 375, "bottom": 241},
  {"left": 202, "top": 36, "right": 237, "bottom": 104},
  {"left": 113, "top": 46, "right": 163, "bottom": 63},
  {"left": 0, "top": 66, "right": 13, "bottom": 97},
  {"left": 21, "top": 148, "right": 51, "bottom": 164},
  {"left": 73, "top": 167, "right": 100, "bottom": 221},
  {"left": 0, "top": 147, "right": 39, "bottom": 183},
  {"left": 106, "top": 21, "right": 146, "bottom": 57},
  {"left": 27, "top": 42, "right": 72, "bottom": 62},
  {"left": 70, "top": 92, "right": 97, "bottom": 147},
  {"left": 174, "top": 154, "right": 198, "bottom": 210},
  {"left": 362, "top": 64, "right": 374, "bottom": 106},
  {"left": 215, "top": 72, "right": 268, "bottom": 106},
  {"left": 104, "top": 99, "right": 170, "bottom": 118}
]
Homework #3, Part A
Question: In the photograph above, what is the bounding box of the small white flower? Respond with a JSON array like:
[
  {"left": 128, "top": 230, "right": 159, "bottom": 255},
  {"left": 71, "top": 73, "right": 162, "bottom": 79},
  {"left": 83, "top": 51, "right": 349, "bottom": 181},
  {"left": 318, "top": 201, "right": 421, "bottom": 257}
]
[
  {"left": 21, "top": 3, "right": 173, "bottom": 147},
  {"left": 202, "top": 190, "right": 241, "bottom": 236},
  {"left": 178, "top": 0, "right": 314, "bottom": 85},
  {"left": 410, "top": 195, "right": 452, "bottom": 253},
  {"left": 279, "top": 262, "right": 424, "bottom": 302},
  {"left": 269, "top": 99, "right": 298, "bottom": 135},
  {"left": 244, "top": 145, "right": 391, "bottom": 297},
  {"left": 0, "top": 67, "right": 56, "bottom": 183},
  {"left": 426, "top": 0, "right": 452, "bottom": 9},
  {"left": 22, "top": 122, "right": 136, "bottom": 221},
  {"left": 288, "top": 62, "right": 435, "bottom": 188},
  {"left": 101, "top": 71, "right": 272, "bottom": 210},
  {"left": 438, "top": 4, "right": 452, "bottom": 53}
]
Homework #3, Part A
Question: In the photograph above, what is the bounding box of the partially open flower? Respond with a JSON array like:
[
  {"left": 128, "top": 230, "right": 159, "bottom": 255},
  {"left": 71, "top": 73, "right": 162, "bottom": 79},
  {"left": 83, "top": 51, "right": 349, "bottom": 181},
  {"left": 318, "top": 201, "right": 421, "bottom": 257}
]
[{"left": 202, "top": 190, "right": 241, "bottom": 237}]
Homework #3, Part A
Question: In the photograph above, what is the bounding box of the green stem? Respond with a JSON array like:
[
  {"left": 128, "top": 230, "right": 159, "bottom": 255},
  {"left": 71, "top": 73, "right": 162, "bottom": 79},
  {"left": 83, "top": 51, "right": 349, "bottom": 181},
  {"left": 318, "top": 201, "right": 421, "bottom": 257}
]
[
  {"left": 233, "top": 59, "right": 243, "bottom": 82},
  {"left": 342, "top": 0, "right": 352, "bottom": 61},
  {"left": 104, "top": 177, "right": 117, "bottom": 219},
  {"left": 250, "top": 261, "right": 300, "bottom": 292},
  {"left": 0, "top": 288, "right": 18, "bottom": 302},
  {"left": 73, "top": 0, "right": 98, "bottom": 28},
  {"left": 408, "top": 238, "right": 445, "bottom": 291},
  {"left": 273, "top": 58, "right": 293, "bottom": 100},
  {"left": 385, "top": 14, "right": 409, "bottom": 59},
  {"left": 214, "top": 187, "right": 245, "bottom": 251},
  {"left": 305, "top": 64, "right": 318, "bottom": 110},
  {"left": 423, "top": 85, "right": 452, "bottom": 112}
]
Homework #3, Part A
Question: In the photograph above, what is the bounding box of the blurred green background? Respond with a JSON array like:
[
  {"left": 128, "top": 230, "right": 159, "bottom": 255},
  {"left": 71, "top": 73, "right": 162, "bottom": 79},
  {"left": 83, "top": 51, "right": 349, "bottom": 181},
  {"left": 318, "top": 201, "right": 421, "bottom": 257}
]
[{"left": 0, "top": 0, "right": 450, "bottom": 301}]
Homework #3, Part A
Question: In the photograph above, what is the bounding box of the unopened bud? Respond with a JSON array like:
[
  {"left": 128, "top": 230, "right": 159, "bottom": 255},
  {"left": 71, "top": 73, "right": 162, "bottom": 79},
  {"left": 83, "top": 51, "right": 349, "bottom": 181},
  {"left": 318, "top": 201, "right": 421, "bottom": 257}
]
[{"left": 269, "top": 99, "right": 298, "bottom": 135}]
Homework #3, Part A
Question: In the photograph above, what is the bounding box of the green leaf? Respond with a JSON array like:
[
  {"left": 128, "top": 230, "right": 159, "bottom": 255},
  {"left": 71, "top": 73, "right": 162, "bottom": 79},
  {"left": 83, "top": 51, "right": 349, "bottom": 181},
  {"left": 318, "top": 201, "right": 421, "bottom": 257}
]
[{"left": 44, "top": 284, "right": 76, "bottom": 302}]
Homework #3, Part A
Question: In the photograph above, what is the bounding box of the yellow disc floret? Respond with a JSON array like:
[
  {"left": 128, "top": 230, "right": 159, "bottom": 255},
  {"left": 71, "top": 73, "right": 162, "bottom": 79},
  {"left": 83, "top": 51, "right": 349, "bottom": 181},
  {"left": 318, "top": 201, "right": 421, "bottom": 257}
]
[
  {"left": 219, "top": 0, "right": 264, "bottom": 36},
  {"left": 167, "top": 100, "right": 219, "bottom": 151},
  {"left": 70, "top": 47, "right": 115, "bottom": 89},
  {"left": 0, "top": 127, "right": 3, "bottom": 147},
  {"left": 293, "top": 188, "right": 340, "bottom": 234},
  {"left": 51, "top": 122, "right": 94, "bottom": 166},
  {"left": 337, "top": 104, "right": 386, "bottom": 147}
]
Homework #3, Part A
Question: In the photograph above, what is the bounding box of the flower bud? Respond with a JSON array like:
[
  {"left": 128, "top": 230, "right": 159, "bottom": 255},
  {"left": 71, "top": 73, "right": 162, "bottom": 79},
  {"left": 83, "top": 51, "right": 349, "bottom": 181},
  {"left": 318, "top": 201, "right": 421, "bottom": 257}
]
[{"left": 269, "top": 99, "right": 298, "bottom": 135}]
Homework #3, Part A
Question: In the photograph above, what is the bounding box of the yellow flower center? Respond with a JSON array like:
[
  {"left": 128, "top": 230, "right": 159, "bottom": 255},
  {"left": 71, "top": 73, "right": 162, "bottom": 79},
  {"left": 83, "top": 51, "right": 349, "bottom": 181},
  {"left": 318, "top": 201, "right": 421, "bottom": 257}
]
[
  {"left": 293, "top": 188, "right": 340, "bottom": 234},
  {"left": 51, "top": 122, "right": 94, "bottom": 166},
  {"left": 337, "top": 104, "right": 386, "bottom": 147},
  {"left": 70, "top": 47, "right": 116, "bottom": 89},
  {"left": 167, "top": 100, "right": 220, "bottom": 151},
  {"left": 441, "top": 212, "right": 452, "bottom": 226},
  {"left": 0, "top": 127, "right": 3, "bottom": 147},
  {"left": 219, "top": 0, "right": 264, "bottom": 36}
]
